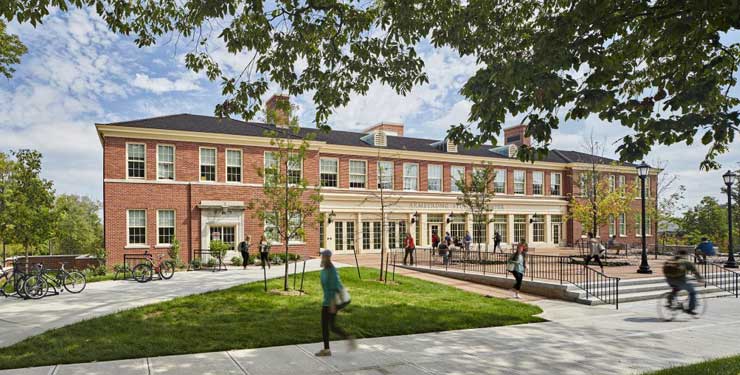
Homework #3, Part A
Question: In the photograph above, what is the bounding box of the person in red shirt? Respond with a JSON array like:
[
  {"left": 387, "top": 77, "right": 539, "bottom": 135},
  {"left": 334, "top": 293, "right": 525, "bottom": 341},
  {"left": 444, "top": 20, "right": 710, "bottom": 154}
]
[
  {"left": 403, "top": 232, "right": 416, "bottom": 266},
  {"left": 431, "top": 231, "right": 440, "bottom": 255}
]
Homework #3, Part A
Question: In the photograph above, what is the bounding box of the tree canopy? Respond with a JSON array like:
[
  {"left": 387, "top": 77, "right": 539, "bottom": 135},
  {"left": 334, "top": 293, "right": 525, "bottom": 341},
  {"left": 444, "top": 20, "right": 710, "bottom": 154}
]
[
  {"left": 0, "top": 20, "right": 26, "bottom": 79},
  {"left": 3, "top": 1, "right": 739, "bottom": 168}
]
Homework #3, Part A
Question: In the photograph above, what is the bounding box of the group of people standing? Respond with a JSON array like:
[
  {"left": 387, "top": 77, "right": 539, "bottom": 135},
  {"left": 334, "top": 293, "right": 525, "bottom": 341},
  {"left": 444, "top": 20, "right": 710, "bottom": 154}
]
[{"left": 237, "top": 235, "right": 273, "bottom": 269}]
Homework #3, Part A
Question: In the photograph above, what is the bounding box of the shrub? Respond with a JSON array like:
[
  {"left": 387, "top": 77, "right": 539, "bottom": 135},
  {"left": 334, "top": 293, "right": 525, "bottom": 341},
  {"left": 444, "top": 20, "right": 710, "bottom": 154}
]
[
  {"left": 271, "top": 253, "right": 301, "bottom": 264},
  {"left": 168, "top": 239, "right": 181, "bottom": 263},
  {"left": 247, "top": 255, "right": 257, "bottom": 265},
  {"left": 190, "top": 259, "right": 202, "bottom": 270},
  {"left": 205, "top": 258, "right": 217, "bottom": 268},
  {"left": 231, "top": 256, "right": 243, "bottom": 266},
  {"left": 112, "top": 264, "right": 130, "bottom": 273},
  {"left": 209, "top": 240, "right": 229, "bottom": 260},
  {"left": 85, "top": 265, "right": 106, "bottom": 276}
]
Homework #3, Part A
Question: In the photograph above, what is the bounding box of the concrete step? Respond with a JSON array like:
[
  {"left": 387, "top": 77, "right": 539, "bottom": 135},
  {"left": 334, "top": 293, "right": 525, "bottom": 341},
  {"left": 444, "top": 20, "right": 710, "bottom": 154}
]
[{"left": 571, "top": 283, "right": 734, "bottom": 305}]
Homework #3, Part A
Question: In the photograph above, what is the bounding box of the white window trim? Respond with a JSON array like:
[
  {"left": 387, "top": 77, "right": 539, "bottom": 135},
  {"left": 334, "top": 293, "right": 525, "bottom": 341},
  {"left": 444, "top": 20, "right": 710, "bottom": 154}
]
[
  {"left": 494, "top": 169, "right": 507, "bottom": 194},
  {"left": 427, "top": 164, "right": 443, "bottom": 192},
  {"left": 532, "top": 171, "right": 544, "bottom": 196},
  {"left": 618, "top": 175, "right": 626, "bottom": 188},
  {"left": 403, "top": 162, "right": 419, "bottom": 191},
  {"left": 125, "top": 142, "right": 146, "bottom": 180},
  {"left": 156, "top": 209, "right": 176, "bottom": 246},
  {"left": 550, "top": 172, "right": 562, "bottom": 196},
  {"left": 287, "top": 153, "right": 303, "bottom": 184},
  {"left": 199, "top": 147, "right": 217, "bottom": 183},
  {"left": 225, "top": 148, "right": 243, "bottom": 184},
  {"left": 450, "top": 165, "right": 465, "bottom": 193},
  {"left": 320, "top": 157, "right": 340, "bottom": 189},
  {"left": 619, "top": 213, "right": 627, "bottom": 237},
  {"left": 126, "top": 209, "right": 147, "bottom": 247},
  {"left": 348, "top": 159, "right": 367, "bottom": 190},
  {"left": 155, "top": 144, "right": 175, "bottom": 181},
  {"left": 513, "top": 170, "right": 526, "bottom": 195},
  {"left": 377, "top": 160, "right": 394, "bottom": 190}
]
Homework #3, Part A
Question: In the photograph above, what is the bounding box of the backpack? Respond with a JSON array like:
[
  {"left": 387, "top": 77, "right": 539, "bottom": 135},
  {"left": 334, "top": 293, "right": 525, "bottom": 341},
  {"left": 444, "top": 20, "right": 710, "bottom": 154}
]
[{"left": 663, "top": 259, "right": 686, "bottom": 279}]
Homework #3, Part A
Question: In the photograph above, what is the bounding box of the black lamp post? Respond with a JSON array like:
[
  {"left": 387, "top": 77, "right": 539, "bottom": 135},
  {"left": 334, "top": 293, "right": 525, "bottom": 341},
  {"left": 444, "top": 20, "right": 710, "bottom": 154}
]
[
  {"left": 636, "top": 161, "right": 652, "bottom": 274},
  {"left": 723, "top": 170, "right": 737, "bottom": 268}
]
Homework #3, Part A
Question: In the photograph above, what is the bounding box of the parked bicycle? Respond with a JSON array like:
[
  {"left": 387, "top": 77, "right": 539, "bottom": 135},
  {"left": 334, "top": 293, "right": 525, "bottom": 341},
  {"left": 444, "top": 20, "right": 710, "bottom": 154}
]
[
  {"left": 0, "top": 262, "right": 29, "bottom": 299},
  {"left": 132, "top": 252, "right": 175, "bottom": 283},
  {"left": 23, "top": 263, "right": 87, "bottom": 299}
]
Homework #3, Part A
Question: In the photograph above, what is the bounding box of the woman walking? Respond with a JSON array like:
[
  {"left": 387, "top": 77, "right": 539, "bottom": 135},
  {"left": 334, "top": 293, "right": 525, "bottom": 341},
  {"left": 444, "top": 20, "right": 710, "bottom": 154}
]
[
  {"left": 315, "top": 249, "right": 355, "bottom": 357},
  {"left": 508, "top": 239, "right": 528, "bottom": 299},
  {"left": 584, "top": 232, "right": 605, "bottom": 273},
  {"left": 258, "top": 234, "right": 271, "bottom": 269},
  {"left": 238, "top": 235, "right": 251, "bottom": 270},
  {"left": 403, "top": 232, "right": 416, "bottom": 266}
]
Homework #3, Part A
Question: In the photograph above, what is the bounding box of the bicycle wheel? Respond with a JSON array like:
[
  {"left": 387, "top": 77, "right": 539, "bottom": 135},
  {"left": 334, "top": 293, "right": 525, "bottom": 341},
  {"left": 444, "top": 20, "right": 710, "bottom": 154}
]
[
  {"left": 683, "top": 295, "right": 708, "bottom": 318},
  {"left": 132, "top": 264, "right": 153, "bottom": 283},
  {"left": 63, "top": 271, "right": 87, "bottom": 293},
  {"left": 159, "top": 261, "right": 175, "bottom": 280},
  {"left": 23, "top": 275, "right": 48, "bottom": 299},
  {"left": 657, "top": 292, "right": 679, "bottom": 321}
]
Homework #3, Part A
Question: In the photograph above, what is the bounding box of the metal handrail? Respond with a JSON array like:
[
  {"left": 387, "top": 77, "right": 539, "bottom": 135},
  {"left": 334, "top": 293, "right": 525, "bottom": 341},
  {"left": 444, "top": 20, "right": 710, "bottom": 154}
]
[
  {"left": 692, "top": 255, "right": 739, "bottom": 298},
  {"left": 396, "top": 247, "right": 621, "bottom": 308}
]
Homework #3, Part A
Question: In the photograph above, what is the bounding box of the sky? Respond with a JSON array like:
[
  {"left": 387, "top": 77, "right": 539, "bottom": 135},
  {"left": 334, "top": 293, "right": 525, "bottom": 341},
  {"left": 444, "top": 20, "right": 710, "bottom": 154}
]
[{"left": 1, "top": 8, "right": 738, "bottom": 212}]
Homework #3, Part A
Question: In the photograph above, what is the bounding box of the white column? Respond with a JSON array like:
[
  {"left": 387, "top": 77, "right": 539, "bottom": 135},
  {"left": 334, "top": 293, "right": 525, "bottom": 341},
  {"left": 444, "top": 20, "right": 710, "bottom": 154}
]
[
  {"left": 382, "top": 213, "right": 390, "bottom": 251},
  {"left": 420, "top": 213, "right": 428, "bottom": 246},
  {"left": 526, "top": 214, "right": 534, "bottom": 244},
  {"left": 545, "top": 214, "right": 552, "bottom": 246},
  {"left": 465, "top": 213, "right": 473, "bottom": 235},
  {"left": 442, "top": 212, "right": 449, "bottom": 237},
  {"left": 487, "top": 213, "right": 494, "bottom": 251},
  {"left": 408, "top": 212, "right": 415, "bottom": 241},
  {"left": 325, "top": 214, "right": 333, "bottom": 251},
  {"left": 356, "top": 212, "right": 362, "bottom": 254},
  {"left": 507, "top": 214, "right": 515, "bottom": 246}
]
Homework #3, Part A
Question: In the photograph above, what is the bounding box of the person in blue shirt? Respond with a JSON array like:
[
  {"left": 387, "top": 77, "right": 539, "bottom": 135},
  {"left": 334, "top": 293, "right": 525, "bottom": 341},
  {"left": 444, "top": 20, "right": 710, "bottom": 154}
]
[
  {"left": 464, "top": 232, "right": 472, "bottom": 252},
  {"left": 315, "top": 249, "right": 356, "bottom": 357},
  {"left": 694, "top": 237, "right": 716, "bottom": 264}
]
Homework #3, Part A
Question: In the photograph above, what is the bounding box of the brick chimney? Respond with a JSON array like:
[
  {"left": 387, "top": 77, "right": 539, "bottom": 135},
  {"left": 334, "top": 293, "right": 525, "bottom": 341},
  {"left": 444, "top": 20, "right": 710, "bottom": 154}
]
[
  {"left": 265, "top": 94, "right": 291, "bottom": 127},
  {"left": 503, "top": 124, "right": 530, "bottom": 146},
  {"left": 363, "top": 122, "right": 404, "bottom": 137}
]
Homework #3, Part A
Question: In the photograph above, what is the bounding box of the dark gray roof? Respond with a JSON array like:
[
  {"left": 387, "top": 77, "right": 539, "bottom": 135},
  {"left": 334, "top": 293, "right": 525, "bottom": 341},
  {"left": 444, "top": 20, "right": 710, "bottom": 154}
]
[{"left": 98, "top": 113, "right": 628, "bottom": 165}]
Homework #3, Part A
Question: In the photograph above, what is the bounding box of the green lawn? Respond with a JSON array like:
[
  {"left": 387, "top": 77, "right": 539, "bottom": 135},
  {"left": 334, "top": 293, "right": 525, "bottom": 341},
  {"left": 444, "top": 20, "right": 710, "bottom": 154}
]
[
  {"left": 645, "top": 355, "right": 740, "bottom": 375},
  {"left": 0, "top": 267, "right": 543, "bottom": 370}
]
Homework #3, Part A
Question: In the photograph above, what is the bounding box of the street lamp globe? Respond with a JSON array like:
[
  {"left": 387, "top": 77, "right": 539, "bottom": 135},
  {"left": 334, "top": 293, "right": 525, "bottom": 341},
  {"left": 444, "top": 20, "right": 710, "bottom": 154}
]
[
  {"left": 636, "top": 161, "right": 650, "bottom": 178},
  {"left": 723, "top": 170, "right": 737, "bottom": 186}
]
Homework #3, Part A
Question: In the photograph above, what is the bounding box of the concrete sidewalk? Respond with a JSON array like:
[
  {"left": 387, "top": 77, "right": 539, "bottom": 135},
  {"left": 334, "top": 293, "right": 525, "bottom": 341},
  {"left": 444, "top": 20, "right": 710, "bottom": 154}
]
[
  {"left": 3, "top": 297, "right": 739, "bottom": 374},
  {"left": 0, "top": 260, "right": 326, "bottom": 348}
]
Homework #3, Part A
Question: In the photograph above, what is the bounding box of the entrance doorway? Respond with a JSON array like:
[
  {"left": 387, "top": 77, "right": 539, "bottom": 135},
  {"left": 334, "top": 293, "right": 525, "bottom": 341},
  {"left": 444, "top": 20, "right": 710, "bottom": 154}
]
[
  {"left": 209, "top": 226, "right": 236, "bottom": 249},
  {"left": 428, "top": 224, "right": 440, "bottom": 246}
]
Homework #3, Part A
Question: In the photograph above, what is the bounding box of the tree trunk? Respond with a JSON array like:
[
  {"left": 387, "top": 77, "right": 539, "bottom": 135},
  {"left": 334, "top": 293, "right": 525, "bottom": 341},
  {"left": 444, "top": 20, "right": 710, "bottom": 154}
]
[{"left": 379, "top": 205, "right": 385, "bottom": 281}]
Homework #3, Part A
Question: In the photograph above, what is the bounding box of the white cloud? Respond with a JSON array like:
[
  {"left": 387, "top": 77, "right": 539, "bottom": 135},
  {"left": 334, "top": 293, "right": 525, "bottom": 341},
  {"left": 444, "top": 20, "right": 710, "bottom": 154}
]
[{"left": 132, "top": 73, "right": 201, "bottom": 94}]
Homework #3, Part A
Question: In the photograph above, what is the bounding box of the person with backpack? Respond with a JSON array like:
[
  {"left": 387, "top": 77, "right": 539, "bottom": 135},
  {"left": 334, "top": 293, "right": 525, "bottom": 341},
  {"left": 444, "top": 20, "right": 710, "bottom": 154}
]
[
  {"left": 663, "top": 248, "right": 704, "bottom": 315},
  {"left": 507, "top": 239, "right": 528, "bottom": 299},
  {"left": 694, "top": 237, "right": 716, "bottom": 264},
  {"left": 238, "top": 235, "right": 251, "bottom": 270},
  {"left": 431, "top": 231, "right": 440, "bottom": 255},
  {"left": 315, "top": 249, "right": 356, "bottom": 356},
  {"left": 403, "top": 232, "right": 416, "bottom": 266},
  {"left": 584, "top": 232, "right": 605, "bottom": 273},
  {"left": 463, "top": 231, "right": 472, "bottom": 252},
  {"left": 493, "top": 232, "right": 502, "bottom": 253},
  {"left": 437, "top": 240, "right": 450, "bottom": 265},
  {"left": 444, "top": 232, "right": 452, "bottom": 247},
  {"left": 258, "top": 234, "right": 271, "bottom": 269}
]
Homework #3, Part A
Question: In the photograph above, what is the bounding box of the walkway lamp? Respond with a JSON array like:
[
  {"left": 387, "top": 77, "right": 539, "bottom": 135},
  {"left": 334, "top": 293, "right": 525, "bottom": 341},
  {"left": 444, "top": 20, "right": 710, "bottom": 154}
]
[
  {"left": 723, "top": 170, "right": 737, "bottom": 268},
  {"left": 636, "top": 161, "right": 652, "bottom": 274}
]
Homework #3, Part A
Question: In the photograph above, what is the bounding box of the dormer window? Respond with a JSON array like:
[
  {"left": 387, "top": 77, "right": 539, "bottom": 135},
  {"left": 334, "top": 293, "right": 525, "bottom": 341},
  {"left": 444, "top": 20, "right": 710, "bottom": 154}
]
[
  {"left": 361, "top": 130, "right": 387, "bottom": 147},
  {"left": 446, "top": 139, "right": 458, "bottom": 153}
]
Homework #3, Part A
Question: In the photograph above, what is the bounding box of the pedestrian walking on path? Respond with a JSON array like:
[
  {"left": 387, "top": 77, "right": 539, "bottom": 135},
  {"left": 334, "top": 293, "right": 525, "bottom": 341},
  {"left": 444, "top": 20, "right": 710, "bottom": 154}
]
[
  {"left": 584, "top": 232, "right": 605, "bottom": 273},
  {"left": 464, "top": 231, "right": 472, "bottom": 252},
  {"left": 258, "top": 235, "right": 271, "bottom": 269},
  {"left": 238, "top": 235, "right": 251, "bottom": 270},
  {"left": 493, "top": 232, "right": 502, "bottom": 253},
  {"left": 316, "top": 249, "right": 356, "bottom": 357},
  {"left": 403, "top": 232, "right": 416, "bottom": 266},
  {"left": 431, "top": 231, "right": 440, "bottom": 255},
  {"left": 508, "top": 239, "right": 527, "bottom": 299}
]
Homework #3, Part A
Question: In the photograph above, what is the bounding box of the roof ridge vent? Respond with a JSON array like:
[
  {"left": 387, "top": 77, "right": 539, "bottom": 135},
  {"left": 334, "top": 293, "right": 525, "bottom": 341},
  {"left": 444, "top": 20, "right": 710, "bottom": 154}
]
[
  {"left": 490, "top": 144, "right": 518, "bottom": 158},
  {"left": 361, "top": 130, "right": 387, "bottom": 147}
]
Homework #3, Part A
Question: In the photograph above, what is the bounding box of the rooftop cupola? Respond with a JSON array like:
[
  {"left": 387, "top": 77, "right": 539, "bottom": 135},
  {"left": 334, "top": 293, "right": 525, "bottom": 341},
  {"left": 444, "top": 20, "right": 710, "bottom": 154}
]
[{"left": 503, "top": 124, "right": 531, "bottom": 146}]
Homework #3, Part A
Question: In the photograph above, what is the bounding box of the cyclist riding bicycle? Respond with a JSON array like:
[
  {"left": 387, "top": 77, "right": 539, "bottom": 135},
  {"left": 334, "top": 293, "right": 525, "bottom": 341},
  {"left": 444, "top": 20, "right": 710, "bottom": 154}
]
[{"left": 663, "top": 248, "right": 704, "bottom": 315}]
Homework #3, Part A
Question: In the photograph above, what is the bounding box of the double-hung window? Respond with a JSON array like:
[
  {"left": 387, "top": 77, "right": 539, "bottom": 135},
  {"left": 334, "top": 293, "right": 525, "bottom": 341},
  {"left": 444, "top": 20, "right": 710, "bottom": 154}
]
[
  {"left": 377, "top": 161, "right": 394, "bottom": 190},
  {"left": 532, "top": 171, "right": 544, "bottom": 195},
  {"left": 609, "top": 175, "right": 616, "bottom": 191},
  {"left": 403, "top": 163, "right": 418, "bottom": 191},
  {"left": 226, "top": 149, "right": 242, "bottom": 183},
  {"left": 513, "top": 170, "right": 525, "bottom": 195},
  {"left": 156, "top": 145, "right": 174, "bottom": 180},
  {"left": 608, "top": 215, "right": 616, "bottom": 237},
  {"left": 199, "top": 148, "right": 216, "bottom": 182},
  {"left": 494, "top": 169, "right": 506, "bottom": 193},
  {"left": 550, "top": 172, "right": 561, "bottom": 195},
  {"left": 127, "top": 209, "right": 146, "bottom": 245},
  {"left": 157, "top": 210, "right": 175, "bottom": 245},
  {"left": 264, "top": 152, "right": 279, "bottom": 184},
  {"left": 127, "top": 143, "right": 145, "bottom": 179},
  {"left": 287, "top": 154, "right": 302, "bottom": 185},
  {"left": 320, "top": 158, "right": 338, "bottom": 187},
  {"left": 619, "top": 213, "right": 626, "bottom": 236},
  {"left": 618, "top": 175, "right": 626, "bottom": 188},
  {"left": 427, "top": 164, "right": 442, "bottom": 192},
  {"left": 451, "top": 166, "right": 465, "bottom": 192},
  {"left": 349, "top": 160, "right": 367, "bottom": 188}
]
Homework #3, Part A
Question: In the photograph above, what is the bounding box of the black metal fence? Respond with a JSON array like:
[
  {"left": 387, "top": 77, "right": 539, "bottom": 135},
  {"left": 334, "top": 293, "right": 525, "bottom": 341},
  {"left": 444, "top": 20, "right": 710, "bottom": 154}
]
[
  {"left": 394, "top": 247, "right": 621, "bottom": 308},
  {"left": 692, "top": 256, "right": 739, "bottom": 298},
  {"left": 191, "top": 249, "right": 228, "bottom": 271}
]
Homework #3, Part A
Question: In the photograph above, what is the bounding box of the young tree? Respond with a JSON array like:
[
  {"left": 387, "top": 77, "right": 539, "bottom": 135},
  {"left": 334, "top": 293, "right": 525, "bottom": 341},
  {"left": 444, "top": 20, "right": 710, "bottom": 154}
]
[
  {"left": 6, "top": 150, "right": 55, "bottom": 270},
  {"left": 6, "top": 2, "right": 738, "bottom": 168},
  {"left": 574, "top": 131, "right": 609, "bottom": 237},
  {"left": 360, "top": 152, "right": 403, "bottom": 281},
  {"left": 50, "top": 194, "right": 103, "bottom": 255},
  {"left": 648, "top": 159, "right": 685, "bottom": 249},
  {"left": 0, "top": 152, "right": 15, "bottom": 263},
  {"left": 455, "top": 163, "right": 496, "bottom": 256},
  {"left": 682, "top": 197, "right": 729, "bottom": 249},
  {"left": 249, "top": 103, "right": 322, "bottom": 291},
  {"left": 569, "top": 179, "right": 639, "bottom": 238}
]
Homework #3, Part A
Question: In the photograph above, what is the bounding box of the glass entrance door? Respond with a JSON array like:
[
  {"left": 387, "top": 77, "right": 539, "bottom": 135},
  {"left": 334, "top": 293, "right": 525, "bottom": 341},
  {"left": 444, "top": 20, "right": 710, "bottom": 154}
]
[
  {"left": 552, "top": 223, "right": 561, "bottom": 245},
  {"left": 428, "top": 224, "right": 440, "bottom": 246}
]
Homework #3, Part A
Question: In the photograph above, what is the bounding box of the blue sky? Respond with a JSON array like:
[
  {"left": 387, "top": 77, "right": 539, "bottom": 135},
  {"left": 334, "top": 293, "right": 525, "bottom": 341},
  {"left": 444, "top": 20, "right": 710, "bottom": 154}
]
[{"left": 1, "top": 8, "right": 738, "bottom": 211}]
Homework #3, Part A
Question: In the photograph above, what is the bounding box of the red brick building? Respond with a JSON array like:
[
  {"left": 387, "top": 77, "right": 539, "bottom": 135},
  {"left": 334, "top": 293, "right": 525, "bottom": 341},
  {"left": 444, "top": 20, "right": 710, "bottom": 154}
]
[{"left": 97, "top": 95, "right": 658, "bottom": 267}]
